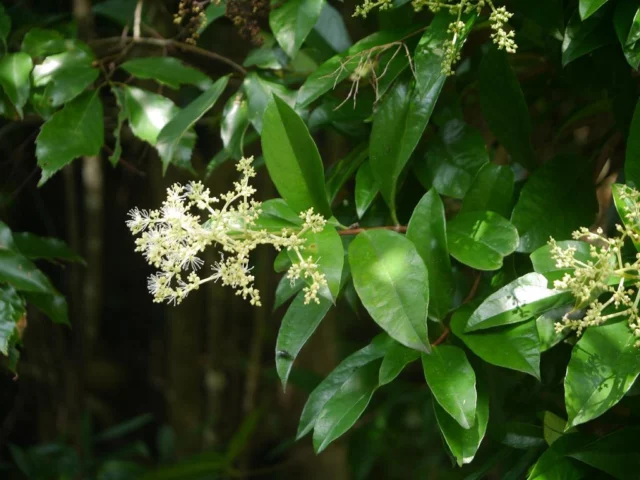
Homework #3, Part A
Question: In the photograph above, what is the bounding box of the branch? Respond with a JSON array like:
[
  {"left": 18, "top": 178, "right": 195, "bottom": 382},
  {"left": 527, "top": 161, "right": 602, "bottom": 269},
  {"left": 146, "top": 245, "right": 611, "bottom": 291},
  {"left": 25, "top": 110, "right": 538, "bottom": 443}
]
[{"left": 133, "top": 0, "right": 143, "bottom": 39}]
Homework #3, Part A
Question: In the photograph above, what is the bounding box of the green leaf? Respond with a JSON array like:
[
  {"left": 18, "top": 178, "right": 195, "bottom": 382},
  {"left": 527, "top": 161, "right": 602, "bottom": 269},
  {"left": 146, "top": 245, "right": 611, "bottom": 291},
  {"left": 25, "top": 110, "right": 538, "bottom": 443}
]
[
  {"left": 370, "top": 13, "right": 475, "bottom": 219},
  {"left": 23, "top": 291, "right": 69, "bottom": 325},
  {"left": 629, "top": 7, "right": 640, "bottom": 44},
  {"left": 528, "top": 446, "right": 588, "bottom": 480},
  {"left": 12, "top": 233, "right": 84, "bottom": 264},
  {"left": 465, "top": 273, "right": 572, "bottom": 332},
  {"left": 461, "top": 163, "right": 514, "bottom": 218},
  {"left": 243, "top": 72, "right": 297, "bottom": 133},
  {"left": 543, "top": 411, "right": 569, "bottom": 446},
  {"left": 120, "top": 57, "right": 213, "bottom": 90},
  {"left": 406, "top": 189, "right": 454, "bottom": 320},
  {"left": 567, "top": 427, "right": 640, "bottom": 479},
  {"left": 312, "top": 361, "right": 378, "bottom": 453},
  {"left": 254, "top": 198, "right": 303, "bottom": 230},
  {"left": 200, "top": 0, "right": 226, "bottom": 33},
  {"left": 422, "top": 346, "right": 476, "bottom": 429},
  {"left": 451, "top": 306, "right": 541, "bottom": 379},
  {"left": 614, "top": 1, "right": 640, "bottom": 70},
  {"left": 626, "top": 100, "right": 640, "bottom": 188},
  {"left": 123, "top": 86, "right": 179, "bottom": 145},
  {"left": 349, "top": 230, "right": 430, "bottom": 353},
  {"left": 562, "top": 9, "right": 615, "bottom": 66},
  {"left": 354, "top": 161, "right": 378, "bottom": 219},
  {"left": 326, "top": 144, "right": 368, "bottom": 204},
  {"left": 0, "top": 249, "right": 55, "bottom": 294},
  {"left": 32, "top": 48, "right": 94, "bottom": 86},
  {"left": 531, "top": 241, "right": 593, "bottom": 282},
  {"left": 564, "top": 321, "right": 640, "bottom": 428},
  {"left": 36, "top": 91, "right": 104, "bottom": 186},
  {"left": 275, "top": 292, "right": 332, "bottom": 389},
  {"left": 109, "top": 86, "right": 127, "bottom": 166},
  {"left": 0, "top": 285, "right": 25, "bottom": 355},
  {"left": 221, "top": 93, "right": 249, "bottom": 159},
  {"left": 580, "top": 0, "right": 609, "bottom": 19},
  {"left": 296, "top": 27, "right": 415, "bottom": 108},
  {"left": 156, "top": 76, "right": 229, "bottom": 173},
  {"left": 297, "top": 334, "right": 393, "bottom": 438},
  {"left": 447, "top": 211, "right": 519, "bottom": 271},
  {"left": 21, "top": 28, "right": 67, "bottom": 57},
  {"left": 273, "top": 275, "right": 304, "bottom": 311},
  {"left": 312, "top": 3, "right": 351, "bottom": 53},
  {"left": 42, "top": 64, "right": 99, "bottom": 108},
  {"left": 511, "top": 155, "right": 597, "bottom": 253},
  {"left": 537, "top": 309, "right": 571, "bottom": 352},
  {"left": 612, "top": 183, "right": 640, "bottom": 251},
  {"left": 0, "top": 53, "right": 33, "bottom": 118},
  {"left": 378, "top": 340, "right": 420, "bottom": 385},
  {"left": 269, "top": 0, "right": 325, "bottom": 58},
  {"left": 414, "top": 119, "right": 489, "bottom": 200},
  {"left": 287, "top": 223, "right": 343, "bottom": 301},
  {"left": 261, "top": 95, "right": 332, "bottom": 217},
  {"left": 434, "top": 380, "right": 489, "bottom": 467},
  {"left": 479, "top": 48, "right": 535, "bottom": 171}
]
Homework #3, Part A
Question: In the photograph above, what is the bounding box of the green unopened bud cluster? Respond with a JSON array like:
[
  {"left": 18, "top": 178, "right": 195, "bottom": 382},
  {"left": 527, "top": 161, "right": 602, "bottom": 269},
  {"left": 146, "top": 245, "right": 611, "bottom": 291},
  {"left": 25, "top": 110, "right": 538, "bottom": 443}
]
[
  {"left": 353, "top": 0, "right": 517, "bottom": 76},
  {"left": 127, "top": 157, "right": 327, "bottom": 306},
  {"left": 550, "top": 186, "right": 640, "bottom": 345}
]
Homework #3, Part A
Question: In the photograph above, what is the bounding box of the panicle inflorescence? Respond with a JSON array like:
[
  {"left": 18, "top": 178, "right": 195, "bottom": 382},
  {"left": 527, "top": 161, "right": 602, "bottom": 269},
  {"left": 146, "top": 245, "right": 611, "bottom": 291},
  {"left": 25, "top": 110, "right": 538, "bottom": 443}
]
[
  {"left": 127, "top": 157, "right": 328, "bottom": 307},
  {"left": 353, "top": 0, "right": 517, "bottom": 76},
  {"left": 550, "top": 186, "right": 640, "bottom": 345}
]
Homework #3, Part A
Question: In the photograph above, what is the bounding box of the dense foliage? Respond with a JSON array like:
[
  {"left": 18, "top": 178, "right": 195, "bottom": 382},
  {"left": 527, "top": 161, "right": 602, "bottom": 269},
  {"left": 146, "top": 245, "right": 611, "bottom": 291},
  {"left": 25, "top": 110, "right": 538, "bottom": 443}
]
[{"left": 2, "top": 0, "right": 640, "bottom": 478}]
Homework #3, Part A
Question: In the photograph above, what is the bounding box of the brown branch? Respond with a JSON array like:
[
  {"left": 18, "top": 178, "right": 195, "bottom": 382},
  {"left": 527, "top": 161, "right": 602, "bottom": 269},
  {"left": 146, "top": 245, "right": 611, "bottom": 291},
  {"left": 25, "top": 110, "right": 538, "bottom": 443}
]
[
  {"left": 431, "top": 327, "right": 450, "bottom": 347},
  {"left": 338, "top": 225, "right": 407, "bottom": 236}
]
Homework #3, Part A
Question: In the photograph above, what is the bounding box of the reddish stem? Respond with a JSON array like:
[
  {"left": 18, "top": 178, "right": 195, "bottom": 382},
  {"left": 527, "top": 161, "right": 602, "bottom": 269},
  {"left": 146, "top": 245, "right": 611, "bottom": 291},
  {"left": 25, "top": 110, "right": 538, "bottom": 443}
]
[{"left": 338, "top": 225, "right": 407, "bottom": 236}]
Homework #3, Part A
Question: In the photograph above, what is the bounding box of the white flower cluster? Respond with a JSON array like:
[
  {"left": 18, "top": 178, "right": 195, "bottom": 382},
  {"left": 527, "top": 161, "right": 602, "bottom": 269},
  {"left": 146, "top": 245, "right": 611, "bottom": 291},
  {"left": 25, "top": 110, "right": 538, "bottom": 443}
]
[
  {"left": 127, "top": 157, "right": 328, "bottom": 306},
  {"left": 550, "top": 187, "right": 640, "bottom": 344},
  {"left": 353, "top": 0, "right": 517, "bottom": 76}
]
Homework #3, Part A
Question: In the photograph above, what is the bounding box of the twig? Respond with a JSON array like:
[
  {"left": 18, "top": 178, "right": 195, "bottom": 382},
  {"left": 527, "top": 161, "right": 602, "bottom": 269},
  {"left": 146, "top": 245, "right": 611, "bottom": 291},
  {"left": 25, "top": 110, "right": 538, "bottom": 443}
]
[
  {"left": 338, "top": 225, "right": 407, "bottom": 236},
  {"left": 133, "top": 0, "right": 143, "bottom": 39}
]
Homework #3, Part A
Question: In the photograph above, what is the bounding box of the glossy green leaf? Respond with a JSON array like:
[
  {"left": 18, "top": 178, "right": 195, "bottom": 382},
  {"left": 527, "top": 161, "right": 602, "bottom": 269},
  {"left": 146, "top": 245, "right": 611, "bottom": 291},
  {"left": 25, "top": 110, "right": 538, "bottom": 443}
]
[
  {"left": 562, "top": 9, "right": 615, "bottom": 66},
  {"left": 109, "top": 86, "right": 127, "bottom": 166},
  {"left": 0, "top": 285, "right": 25, "bottom": 355},
  {"left": 447, "top": 211, "right": 519, "bottom": 271},
  {"left": 13, "top": 233, "right": 84, "bottom": 264},
  {"left": 273, "top": 275, "right": 304, "bottom": 311},
  {"left": 355, "top": 161, "right": 378, "bottom": 219},
  {"left": 465, "top": 273, "right": 572, "bottom": 332},
  {"left": 461, "top": 163, "right": 514, "bottom": 218},
  {"left": 580, "top": 0, "right": 609, "bottom": 19},
  {"left": 42, "top": 63, "right": 98, "bottom": 108},
  {"left": 36, "top": 91, "right": 104, "bottom": 185},
  {"left": 537, "top": 308, "right": 572, "bottom": 352},
  {"left": 414, "top": 119, "right": 489, "bottom": 199},
  {"left": 23, "top": 291, "right": 70, "bottom": 325},
  {"left": 0, "top": 249, "right": 55, "bottom": 294},
  {"left": 407, "top": 189, "right": 454, "bottom": 320},
  {"left": 528, "top": 447, "right": 588, "bottom": 480},
  {"left": 156, "top": 76, "right": 228, "bottom": 173},
  {"left": 254, "top": 199, "right": 303, "bottom": 230},
  {"left": 479, "top": 48, "right": 535, "bottom": 170},
  {"left": 511, "top": 155, "right": 597, "bottom": 253},
  {"left": 612, "top": 183, "right": 640, "bottom": 251},
  {"left": 326, "top": 144, "right": 368, "bottom": 204},
  {"left": 269, "top": 0, "right": 324, "bottom": 58},
  {"left": 313, "top": 361, "right": 378, "bottom": 453},
  {"left": 243, "top": 72, "right": 297, "bottom": 132},
  {"left": 0, "top": 53, "right": 33, "bottom": 118},
  {"left": 261, "top": 95, "right": 332, "bottom": 217},
  {"left": 312, "top": 3, "right": 351, "bottom": 53},
  {"left": 451, "top": 306, "right": 541, "bottom": 379},
  {"left": 349, "top": 230, "right": 430, "bottom": 353},
  {"left": 530, "top": 241, "right": 593, "bottom": 282},
  {"left": 422, "top": 346, "right": 476, "bottom": 428},
  {"left": 199, "top": 1, "right": 226, "bottom": 33},
  {"left": 288, "top": 223, "right": 343, "bottom": 301},
  {"left": 120, "top": 57, "right": 213, "bottom": 90},
  {"left": 276, "top": 291, "right": 332, "bottom": 389},
  {"left": 614, "top": 1, "right": 640, "bottom": 70},
  {"left": 370, "top": 13, "right": 474, "bottom": 218},
  {"left": 567, "top": 427, "right": 640, "bottom": 479},
  {"left": 629, "top": 7, "right": 640, "bottom": 44},
  {"left": 543, "top": 411, "right": 569, "bottom": 446},
  {"left": 501, "top": 422, "right": 545, "bottom": 450},
  {"left": 564, "top": 321, "right": 640, "bottom": 428},
  {"left": 21, "top": 28, "right": 67, "bottom": 57},
  {"left": 297, "top": 334, "right": 393, "bottom": 438},
  {"left": 123, "top": 86, "right": 180, "bottom": 145},
  {"left": 626, "top": 100, "right": 640, "bottom": 188},
  {"left": 378, "top": 340, "right": 420, "bottom": 385},
  {"left": 296, "top": 27, "right": 415, "bottom": 108},
  {"left": 434, "top": 381, "right": 489, "bottom": 466},
  {"left": 221, "top": 93, "right": 249, "bottom": 159}
]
